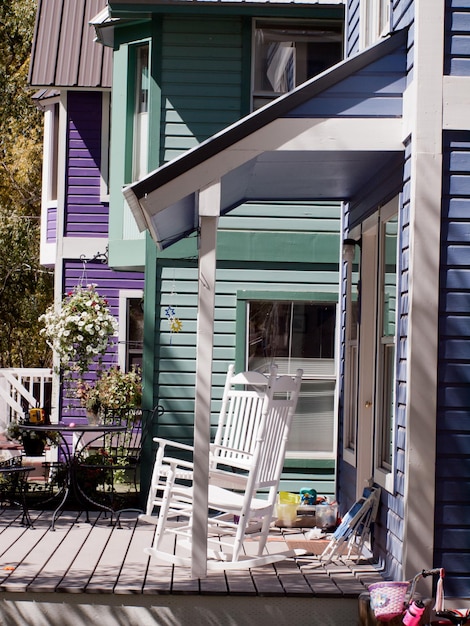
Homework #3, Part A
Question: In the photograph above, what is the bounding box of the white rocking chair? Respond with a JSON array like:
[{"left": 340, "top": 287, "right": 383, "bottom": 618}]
[
  {"left": 144, "top": 367, "right": 304, "bottom": 571},
  {"left": 140, "top": 363, "right": 274, "bottom": 522}
]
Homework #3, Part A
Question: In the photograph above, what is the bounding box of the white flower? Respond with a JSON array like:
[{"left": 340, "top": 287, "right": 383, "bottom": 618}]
[{"left": 39, "top": 284, "right": 118, "bottom": 374}]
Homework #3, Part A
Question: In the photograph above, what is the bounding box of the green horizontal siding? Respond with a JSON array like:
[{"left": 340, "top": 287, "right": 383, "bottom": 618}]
[
  {"left": 161, "top": 16, "right": 243, "bottom": 161},
  {"left": 279, "top": 459, "right": 336, "bottom": 496},
  {"left": 153, "top": 261, "right": 340, "bottom": 444}
]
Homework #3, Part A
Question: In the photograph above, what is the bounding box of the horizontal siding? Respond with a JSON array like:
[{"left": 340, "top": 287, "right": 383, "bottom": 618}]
[
  {"left": 446, "top": 1, "right": 470, "bottom": 76},
  {"left": 161, "top": 16, "right": 243, "bottom": 162},
  {"left": 153, "top": 262, "right": 339, "bottom": 418},
  {"left": 345, "top": 0, "right": 360, "bottom": 57},
  {"left": 436, "top": 131, "right": 470, "bottom": 598},
  {"left": 154, "top": 258, "right": 339, "bottom": 493},
  {"left": 287, "top": 45, "right": 407, "bottom": 118},
  {"left": 59, "top": 261, "right": 144, "bottom": 429},
  {"left": 220, "top": 201, "right": 340, "bottom": 233},
  {"left": 47, "top": 206, "right": 57, "bottom": 243},
  {"left": 65, "top": 92, "right": 109, "bottom": 237}
]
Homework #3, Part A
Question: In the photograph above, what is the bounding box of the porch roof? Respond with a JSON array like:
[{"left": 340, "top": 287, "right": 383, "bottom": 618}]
[{"left": 124, "top": 28, "right": 407, "bottom": 250}]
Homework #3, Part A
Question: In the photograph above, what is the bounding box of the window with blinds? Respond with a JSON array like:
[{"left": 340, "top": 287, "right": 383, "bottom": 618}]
[{"left": 247, "top": 300, "right": 337, "bottom": 458}]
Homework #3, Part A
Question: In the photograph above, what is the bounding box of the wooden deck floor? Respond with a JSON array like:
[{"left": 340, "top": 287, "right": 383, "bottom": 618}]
[{"left": 0, "top": 507, "right": 385, "bottom": 597}]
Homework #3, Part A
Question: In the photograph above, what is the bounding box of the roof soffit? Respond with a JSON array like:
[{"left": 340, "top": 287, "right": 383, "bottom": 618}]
[{"left": 124, "top": 29, "right": 408, "bottom": 249}]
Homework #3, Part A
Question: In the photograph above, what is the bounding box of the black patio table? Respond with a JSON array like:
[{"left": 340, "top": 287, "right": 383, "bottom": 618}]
[{"left": 21, "top": 422, "right": 127, "bottom": 530}]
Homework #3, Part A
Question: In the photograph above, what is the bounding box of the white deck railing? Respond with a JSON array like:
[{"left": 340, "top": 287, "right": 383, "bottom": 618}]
[{"left": 0, "top": 368, "right": 53, "bottom": 429}]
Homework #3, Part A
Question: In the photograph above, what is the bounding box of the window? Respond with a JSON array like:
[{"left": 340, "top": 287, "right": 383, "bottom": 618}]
[
  {"left": 376, "top": 214, "right": 397, "bottom": 472},
  {"left": 119, "top": 291, "right": 144, "bottom": 371},
  {"left": 100, "top": 92, "right": 111, "bottom": 201},
  {"left": 246, "top": 298, "right": 337, "bottom": 458},
  {"left": 43, "top": 101, "right": 60, "bottom": 204},
  {"left": 361, "top": 0, "right": 390, "bottom": 49},
  {"left": 343, "top": 251, "right": 360, "bottom": 460},
  {"left": 252, "top": 20, "right": 343, "bottom": 110},
  {"left": 132, "top": 44, "right": 149, "bottom": 181}
]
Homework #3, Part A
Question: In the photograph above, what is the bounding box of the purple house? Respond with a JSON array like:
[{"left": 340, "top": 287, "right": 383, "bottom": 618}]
[{"left": 29, "top": 0, "right": 145, "bottom": 424}]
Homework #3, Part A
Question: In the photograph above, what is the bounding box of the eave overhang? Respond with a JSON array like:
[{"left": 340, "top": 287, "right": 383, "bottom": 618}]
[{"left": 123, "top": 29, "right": 408, "bottom": 250}]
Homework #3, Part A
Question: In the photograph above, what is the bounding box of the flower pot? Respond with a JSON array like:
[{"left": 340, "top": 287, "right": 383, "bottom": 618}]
[
  {"left": 86, "top": 410, "right": 100, "bottom": 426},
  {"left": 22, "top": 435, "right": 45, "bottom": 456}
]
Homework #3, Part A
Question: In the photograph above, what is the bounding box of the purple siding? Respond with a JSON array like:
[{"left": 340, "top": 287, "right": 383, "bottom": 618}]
[
  {"left": 60, "top": 260, "right": 145, "bottom": 425},
  {"left": 47, "top": 206, "right": 57, "bottom": 242},
  {"left": 65, "top": 91, "right": 109, "bottom": 237}
]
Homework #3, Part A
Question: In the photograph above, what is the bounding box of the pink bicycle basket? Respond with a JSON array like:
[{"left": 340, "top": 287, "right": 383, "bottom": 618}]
[{"left": 368, "top": 581, "right": 410, "bottom": 621}]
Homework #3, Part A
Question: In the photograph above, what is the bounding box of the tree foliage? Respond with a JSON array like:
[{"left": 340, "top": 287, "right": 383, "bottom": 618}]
[{"left": 0, "top": 0, "right": 54, "bottom": 367}]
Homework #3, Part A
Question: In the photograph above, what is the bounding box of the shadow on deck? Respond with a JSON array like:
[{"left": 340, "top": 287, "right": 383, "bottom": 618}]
[{"left": 0, "top": 507, "right": 387, "bottom": 626}]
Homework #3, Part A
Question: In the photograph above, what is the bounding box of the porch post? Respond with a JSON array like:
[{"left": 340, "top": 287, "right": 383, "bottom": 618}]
[
  {"left": 192, "top": 181, "right": 220, "bottom": 578},
  {"left": 403, "top": 0, "right": 443, "bottom": 582}
]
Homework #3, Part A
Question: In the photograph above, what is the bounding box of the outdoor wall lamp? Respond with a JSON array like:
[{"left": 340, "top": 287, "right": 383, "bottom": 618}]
[{"left": 342, "top": 238, "right": 361, "bottom": 264}]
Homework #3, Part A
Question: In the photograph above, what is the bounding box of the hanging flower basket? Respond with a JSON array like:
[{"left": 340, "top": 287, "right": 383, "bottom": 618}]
[{"left": 39, "top": 284, "right": 118, "bottom": 375}]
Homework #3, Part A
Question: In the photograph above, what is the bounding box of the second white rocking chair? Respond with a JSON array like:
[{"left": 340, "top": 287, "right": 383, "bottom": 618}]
[{"left": 144, "top": 367, "right": 303, "bottom": 571}]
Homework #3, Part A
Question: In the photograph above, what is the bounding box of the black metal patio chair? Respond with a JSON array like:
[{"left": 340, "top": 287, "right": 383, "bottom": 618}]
[
  {"left": 0, "top": 456, "right": 34, "bottom": 527},
  {"left": 74, "top": 405, "right": 164, "bottom": 520}
]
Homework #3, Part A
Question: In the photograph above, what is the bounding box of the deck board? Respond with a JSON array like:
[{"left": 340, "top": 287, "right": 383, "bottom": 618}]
[{"left": 0, "top": 509, "right": 386, "bottom": 599}]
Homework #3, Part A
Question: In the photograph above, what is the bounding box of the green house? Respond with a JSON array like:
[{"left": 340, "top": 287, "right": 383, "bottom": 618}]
[{"left": 96, "top": 1, "right": 345, "bottom": 498}]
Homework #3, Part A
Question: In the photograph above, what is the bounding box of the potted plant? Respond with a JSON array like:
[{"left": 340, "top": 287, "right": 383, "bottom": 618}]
[
  {"left": 76, "top": 366, "right": 142, "bottom": 423},
  {"left": 6, "top": 418, "right": 59, "bottom": 456}
]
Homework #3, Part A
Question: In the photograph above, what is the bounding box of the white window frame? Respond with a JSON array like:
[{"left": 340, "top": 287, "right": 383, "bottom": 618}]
[
  {"left": 373, "top": 198, "right": 398, "bottom": 493},
  {"left": 132, "top": 43, "right": 149, "bottom": 182},
  {"left": 100, "top": 91, "right": 111, "bottom": 202},
  {"left": 342, "top": 232, "right": 361, "bottom": 467},
  {"left": 360, "top": 0, "right": 391, "bottom": 50},
  {"left": 251, "top": 18, "right": 343, "bottom": 111},
  {"left": 42, "top": 99, "right": 60, "bottom": 206},
  {"left": 118, "top": 289, "right": 144, "bottom": 370},
  {"left": 40, "top": 96, "right": 62, "bottom": 267},
  {"left": 242, "top": 294, "right": 339, "bottom": 460}
]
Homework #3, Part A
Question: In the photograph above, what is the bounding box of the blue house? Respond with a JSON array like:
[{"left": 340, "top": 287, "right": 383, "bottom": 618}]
[{"left": 102, "top": 0, "right": 470, "bottom": 600}]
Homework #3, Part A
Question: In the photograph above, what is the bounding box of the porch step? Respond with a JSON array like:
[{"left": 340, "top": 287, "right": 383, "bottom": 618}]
[{"left": 0, "top": 593, "right": 361, "bottom": 626}]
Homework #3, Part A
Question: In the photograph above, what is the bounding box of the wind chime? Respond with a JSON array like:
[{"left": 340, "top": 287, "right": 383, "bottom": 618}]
[{"left": 165, "top": 279, "right": 183, "bottom": 343}]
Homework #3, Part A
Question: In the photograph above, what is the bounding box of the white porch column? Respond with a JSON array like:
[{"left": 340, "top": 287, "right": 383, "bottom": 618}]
[
  {"left": 192, "top": 181, "right": 220, "bottom": 578},
  {"left": 402, "top": 0, "right": 444, "bottom": 581}
]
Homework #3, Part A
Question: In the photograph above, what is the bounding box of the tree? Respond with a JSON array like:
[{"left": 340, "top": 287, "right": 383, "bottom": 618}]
[{"left": 0, "top": 0, "right": 54, "bottom": 367}]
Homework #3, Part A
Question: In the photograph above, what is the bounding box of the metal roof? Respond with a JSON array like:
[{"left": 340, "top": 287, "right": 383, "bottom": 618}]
[
  {"left": 123, "top": 30, "right": 407, "bottom": 250},
  {"left": 29, "top": 0, "right": 112, "bottom": 89}
]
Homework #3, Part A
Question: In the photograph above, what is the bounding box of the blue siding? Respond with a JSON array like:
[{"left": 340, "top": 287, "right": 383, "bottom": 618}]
[
  {"left": 379, "top": 139, "right": 412, "bottom": 580},
  {"left": 392, "top": 0, "right": 414, "bottom": 32},
  {"left": 286, "top": 46, "right": 407, "bottom": 118},
  {"left": 445, "top": 0, "right": 470, "bottom": 75},
  {"left": 345, "top": 0, "right": 360, "bottom": 57},
  {"left": 65, "top": 92, "right": 109, "bottom": 237},
  {"left": 436, "top": 131, "right": 470, "bottom": 597}
]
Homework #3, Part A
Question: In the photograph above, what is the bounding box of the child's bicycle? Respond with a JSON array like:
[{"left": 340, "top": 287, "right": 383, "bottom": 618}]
[
  {"left": 433, "top": 609, "right": 470, "bottom": 626},
  {"left": 369, "top": 568, "right": 470, "bottom": 625}
]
